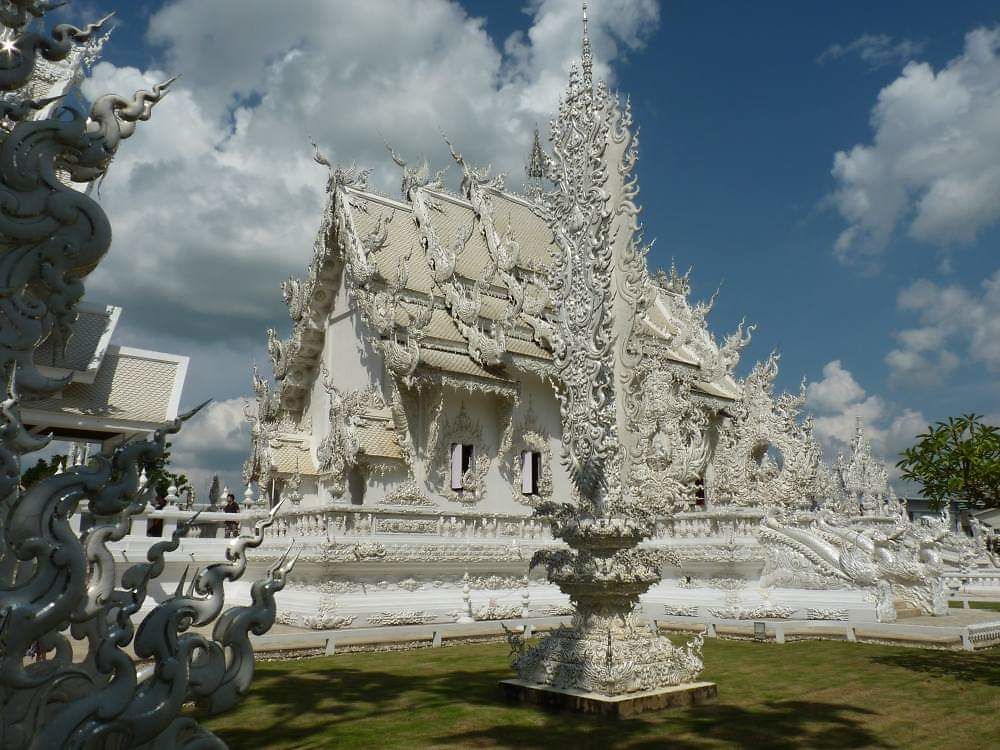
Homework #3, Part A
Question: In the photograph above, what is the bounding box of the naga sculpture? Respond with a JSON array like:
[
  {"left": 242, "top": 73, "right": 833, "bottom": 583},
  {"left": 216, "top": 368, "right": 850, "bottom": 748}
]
[
  {"left": 708, "top": 350, "right": 949, "bottom": 619},
  {"left": 0, "top": 5, "right": 292, "bottom": 747}
]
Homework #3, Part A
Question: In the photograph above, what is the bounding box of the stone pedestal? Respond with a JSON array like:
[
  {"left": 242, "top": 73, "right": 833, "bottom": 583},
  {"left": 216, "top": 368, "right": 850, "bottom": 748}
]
[{"left": 500, "top": 679, "right": 717, "bottom": 718}]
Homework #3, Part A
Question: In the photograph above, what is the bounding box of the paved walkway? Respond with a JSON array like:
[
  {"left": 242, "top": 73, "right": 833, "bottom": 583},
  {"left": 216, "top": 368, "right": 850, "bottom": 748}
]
[
  {"left": 905, "top": 608, "right": 1000, "bottom": 627},
  {"left": 48, "top": 607, "right": 1000, "bottom": 665}
]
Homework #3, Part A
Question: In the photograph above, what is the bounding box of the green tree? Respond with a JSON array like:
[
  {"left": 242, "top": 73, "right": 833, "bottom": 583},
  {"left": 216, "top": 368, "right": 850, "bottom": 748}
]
[
  {"left": 20, "top": 453, "right": 69, "bottom": 490},
  {"left": 897, "top": 414, "right": 1000, "bottom": 510},
  {"left": 139, "top": 440, "right": 191, "bottom": 499}
]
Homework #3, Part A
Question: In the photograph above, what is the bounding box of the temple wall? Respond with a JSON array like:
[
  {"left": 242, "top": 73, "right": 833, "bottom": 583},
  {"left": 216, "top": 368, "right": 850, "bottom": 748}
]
[
  {"left": 515, "top": 375, "right": 570, "bottom": 501},
  {"left": 398, "top": 376, "right": 569, "bottom": 515},
  {"left": 307, "top": 291, "right": 383, "bottom": 449}
]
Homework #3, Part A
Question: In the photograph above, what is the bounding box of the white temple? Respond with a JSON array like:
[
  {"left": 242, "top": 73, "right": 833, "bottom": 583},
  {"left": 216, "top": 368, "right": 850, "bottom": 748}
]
[{"left": 237, "top": 15, "right": 998, "bottom": 632}]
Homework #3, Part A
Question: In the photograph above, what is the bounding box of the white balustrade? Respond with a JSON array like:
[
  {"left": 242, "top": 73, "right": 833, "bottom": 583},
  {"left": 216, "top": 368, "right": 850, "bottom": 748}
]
[{"left": 257, "top": 503, "right": 553, "bottom": 546}]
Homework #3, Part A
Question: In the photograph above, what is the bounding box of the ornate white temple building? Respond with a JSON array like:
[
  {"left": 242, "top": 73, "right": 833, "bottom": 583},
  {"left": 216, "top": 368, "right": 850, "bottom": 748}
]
[{"left": 242, "top": 14, "right": 999, "bottom": 631}]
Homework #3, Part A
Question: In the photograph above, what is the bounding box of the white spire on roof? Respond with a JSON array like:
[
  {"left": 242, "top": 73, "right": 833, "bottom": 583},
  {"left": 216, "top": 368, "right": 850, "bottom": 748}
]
[{"left": 526, "top": 125, "right": 545, "bottom": 184}]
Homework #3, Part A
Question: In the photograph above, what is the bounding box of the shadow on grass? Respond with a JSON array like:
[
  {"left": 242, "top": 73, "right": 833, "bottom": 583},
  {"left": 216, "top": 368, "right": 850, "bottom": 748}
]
[
  {"left": 211, "top": 661, "right": 888, "bottom": 749},
  {"left": 443, "top": 699, "right": 886, "bottom": 750},
  {"left": 869, "top": 649, "right": 1000, "bottom": 687}
]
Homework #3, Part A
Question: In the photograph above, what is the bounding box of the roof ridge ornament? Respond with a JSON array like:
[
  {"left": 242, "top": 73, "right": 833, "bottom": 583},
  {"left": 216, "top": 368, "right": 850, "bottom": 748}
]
[{"left": 581, "top": 2, "right": 593, "bottom": 92}]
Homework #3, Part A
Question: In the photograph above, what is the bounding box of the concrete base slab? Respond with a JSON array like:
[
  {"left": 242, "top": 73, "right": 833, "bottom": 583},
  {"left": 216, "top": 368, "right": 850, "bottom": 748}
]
[{"left": 499, "top": 679, "right": 717, "bottom": 717}]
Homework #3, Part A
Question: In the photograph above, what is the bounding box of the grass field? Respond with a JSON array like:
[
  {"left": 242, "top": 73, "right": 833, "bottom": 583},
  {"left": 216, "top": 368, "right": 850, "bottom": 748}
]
[
  {"left": 950, "top": 599, "right": 1000, "bottom": 612},
  {"left": 203, "top": 635, "right": 1000, "bottom": 749}
]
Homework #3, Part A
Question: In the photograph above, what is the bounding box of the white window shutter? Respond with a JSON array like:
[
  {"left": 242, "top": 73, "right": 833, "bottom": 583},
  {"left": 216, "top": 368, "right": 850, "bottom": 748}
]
[
  {"left": 451, "top": 443, "right": 464, "bottom": 489},
  {"left": 521, "top": 450, "right": 534, "bottom": 494}
]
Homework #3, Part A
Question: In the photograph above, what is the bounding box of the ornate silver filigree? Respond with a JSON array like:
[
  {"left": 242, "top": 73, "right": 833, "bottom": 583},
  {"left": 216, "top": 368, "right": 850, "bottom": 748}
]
[
  {"left": 316, "top": 365, "right": 387, "bottom": 496},
  {"left": 0, "top": 11, "right": 293, "bottom": 746},
  {"left": 708, "top": 353, "right": 825, "bottom": 516},
  {"left": 380, "top": 480, "right": 435, "bottom": 507},
  {"left": 509, "top": 14, "right": 706, "bottom": 695}
]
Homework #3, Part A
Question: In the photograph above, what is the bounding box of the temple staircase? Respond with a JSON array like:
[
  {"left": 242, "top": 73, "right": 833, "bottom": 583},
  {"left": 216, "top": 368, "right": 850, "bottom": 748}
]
[{"left": 893, "top": 600, "right": 924, "bottom": 619}]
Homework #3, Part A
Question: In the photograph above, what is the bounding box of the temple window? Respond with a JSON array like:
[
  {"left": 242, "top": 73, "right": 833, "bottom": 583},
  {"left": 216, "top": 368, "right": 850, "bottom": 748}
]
[
  {"left": 450, "top": 443, "right": 475, "bottom": 491},
  {"left": 521, "top": 450, "right": 542, "bottom": 496},
  {"left": 694, "top": 473, "right": 706, "bottom": 508},
  {"left": 348, "top": 468, "right": 365, "bottom": 505}
]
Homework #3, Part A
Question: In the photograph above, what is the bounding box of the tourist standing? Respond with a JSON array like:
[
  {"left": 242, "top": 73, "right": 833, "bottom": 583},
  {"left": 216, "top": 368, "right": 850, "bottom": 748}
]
[{"left": 224, "top": 493, "right": 240, "bottom": 537}]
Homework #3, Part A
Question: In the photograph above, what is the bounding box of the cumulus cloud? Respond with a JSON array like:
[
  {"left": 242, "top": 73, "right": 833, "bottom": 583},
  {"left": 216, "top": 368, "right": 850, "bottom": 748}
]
[
  {"left": 168, "top": 397, "right": 250, "bottom": 496},
  {"left": 806, "top": 360, "right": 926, "bottom": 474},
  {"left": 84, "top": 0, "right": 658, "bottom": 352},
  {"left": 829, "top": 27, "right": 1000, "bottom": 262},
  {"left": 886, "top": 270, "right": 1000, "bottom": 386},
  {"left": 78, "top": 0, "right": 659, "bottom": 481},
  {"left": 817, "top": 34, "right": 925, "bottom": 69}
]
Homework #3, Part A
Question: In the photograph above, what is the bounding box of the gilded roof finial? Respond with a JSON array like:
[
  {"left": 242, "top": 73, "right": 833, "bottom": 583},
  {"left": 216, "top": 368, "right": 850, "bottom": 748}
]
[{"left": 581, "top": 2, "right": 593, "bottom": 91}]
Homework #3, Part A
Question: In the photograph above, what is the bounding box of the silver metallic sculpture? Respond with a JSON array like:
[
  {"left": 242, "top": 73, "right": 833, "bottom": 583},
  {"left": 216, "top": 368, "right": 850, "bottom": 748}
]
[
  {"left": 0, "top": 4, "right": 292, "bottom": 747},
  {"left": 506, "top": 8, "right": 706, "bottom": 695}
]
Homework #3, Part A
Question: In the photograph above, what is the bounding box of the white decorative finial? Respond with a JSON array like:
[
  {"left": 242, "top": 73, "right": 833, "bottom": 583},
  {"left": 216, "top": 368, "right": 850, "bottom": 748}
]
[
  {"left": 581, "top": 1, "right": 593, "bottom": 91},
  {"left": 139, "top": 467, "right": 148, "bottom": 489},
  {"left": 458, "top": 570, "right": 475, "bottom": 623},
  {"left": 244, "top": 484, "right": 254, "bottom": 508},
  {"left": 166, "top": 483, "right": 179, "bottom": 505},
  {"left": 521, "top": 575, "right": 530, "bottom": 618},
  {"left": 526, "top": 124, "right": 546, "bottom": 193}
]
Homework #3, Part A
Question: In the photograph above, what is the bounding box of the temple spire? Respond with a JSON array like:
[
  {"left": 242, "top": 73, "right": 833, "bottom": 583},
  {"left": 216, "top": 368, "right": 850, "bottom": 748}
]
[
  {"left": 526, "top": 125, "right": 545, "bottom": 184},
  {"left": 581, "top": 2, "right": 593, "bottom": 91}
]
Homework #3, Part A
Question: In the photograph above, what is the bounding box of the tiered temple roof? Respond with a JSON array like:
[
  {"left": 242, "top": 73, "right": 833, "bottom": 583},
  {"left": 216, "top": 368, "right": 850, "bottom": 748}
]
[
  {"left": 22, "top": 304, "right": 188, "bottom": 442},
  {"left": 259, "top": 158, "right": 748, "bottom": 421},
  {"left": 249, "top": 23, "right": 760, "bottom": 492}
]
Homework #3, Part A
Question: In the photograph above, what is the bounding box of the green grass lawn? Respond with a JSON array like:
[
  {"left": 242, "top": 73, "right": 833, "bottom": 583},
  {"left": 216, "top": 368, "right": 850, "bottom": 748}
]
[
  {"left": 950, "top": 600, "right": 1000, "bottom": 612},
  {"left": 202, "top": 637, "right": 1000, "bottom": 749}
]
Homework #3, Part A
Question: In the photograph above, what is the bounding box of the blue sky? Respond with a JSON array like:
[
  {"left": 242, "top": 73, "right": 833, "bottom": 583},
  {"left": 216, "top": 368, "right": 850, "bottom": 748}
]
[{"left": 55, "top": 1, "right": 999, "bottom": 491}]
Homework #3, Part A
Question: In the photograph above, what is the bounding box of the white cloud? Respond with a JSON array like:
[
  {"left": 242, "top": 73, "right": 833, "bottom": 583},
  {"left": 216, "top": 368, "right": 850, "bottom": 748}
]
[
  {"left": 886, "top": 270, "right": 1000, "bottom": 386},
  {"left": 168, "top": 397, "right": 250, "bottom": 496},
  {"left": 817, "top": 34, "right": 925, "bottom": 69},
  {"left": 830, "top": 27, "right": 1000, "bottom": 262},
  {"left": 803, "top": 359, "right": 866, "bottom": 413},
  {"left": 83, "top": 0, "right": 659, "bottom": 350},
  {"left": 806, "top": 360, "right": 926, "bottom": 474},
  {"left": 78, "top": 0, "right": 660, "bottom": 482}
]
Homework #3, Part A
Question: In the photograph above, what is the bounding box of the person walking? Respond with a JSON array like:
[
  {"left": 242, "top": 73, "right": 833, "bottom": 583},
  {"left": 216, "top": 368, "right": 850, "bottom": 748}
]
[{"left": 224, "top": 493, "right": 240, "bottom": 538}]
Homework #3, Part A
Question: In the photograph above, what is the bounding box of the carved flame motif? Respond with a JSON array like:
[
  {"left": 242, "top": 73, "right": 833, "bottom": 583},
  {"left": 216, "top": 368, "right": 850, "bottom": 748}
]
[
  {"left": 316, "top": 366, "right": 387, "bottom": 497},
  {"left": 510, "top": 13, "right": 707, "bottom": 695},
  {"left": 626, "top": 372, "right": 711, "bottom": 517},
  {"left": 708, "top": 353, "right": 825, "bottom": 516},
  {"left": 0, "top": 9, "right": 293, "bottom": 746}
]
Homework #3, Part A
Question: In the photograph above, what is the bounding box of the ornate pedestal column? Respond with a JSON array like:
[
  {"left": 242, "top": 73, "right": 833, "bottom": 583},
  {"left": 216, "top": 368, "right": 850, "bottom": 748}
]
[
  {"left": 508, "top": 515, "right": 706, "bottom": 698},
  {"left": 501, "top": 5, "right": 715, "bottom": 714}
]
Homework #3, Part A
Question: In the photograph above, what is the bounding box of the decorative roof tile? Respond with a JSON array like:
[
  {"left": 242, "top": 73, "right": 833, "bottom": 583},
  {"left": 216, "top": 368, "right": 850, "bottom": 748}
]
[
  {"left": 35, "top": 304, "right": 119, "bottom": 377},
  {"left": 417, "top": 347, "right": 513, "bottom": 382},
  {"left": 357, "top": 422, "right": 403, "bottom": 460},
  {"left": 23, "top": 345, "right": 185, "bottom": 426},
  {"left": 270, "top": 438, "right": 319, "bottom": 476}
]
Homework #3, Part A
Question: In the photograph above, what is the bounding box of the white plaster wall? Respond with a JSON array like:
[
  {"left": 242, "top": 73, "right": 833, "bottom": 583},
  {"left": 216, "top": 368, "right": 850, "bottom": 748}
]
[
  {"left": 396, "top": 375, "right": 571, "bottom": 516},
  {"left": 291, "top": 281, "right": 573, "bottom": 515},
  {"left": 300, "top": 287, "right": 388, "bottom": 509}
]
